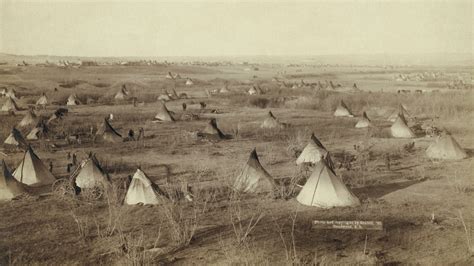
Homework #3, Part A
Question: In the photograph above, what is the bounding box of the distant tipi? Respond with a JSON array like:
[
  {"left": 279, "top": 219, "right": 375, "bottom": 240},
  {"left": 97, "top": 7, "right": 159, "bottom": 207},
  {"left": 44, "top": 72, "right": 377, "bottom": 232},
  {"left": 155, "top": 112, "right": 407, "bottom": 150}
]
[
  {"left": 95, "top": 118, "right": 123, "bottom": 143},
  {"left": 296, "top": 133, "right": 334, "bottom": 168},
  {"left": 66, "top": 94, "right": 81, "bottom": 106},
  {"left": 18, "top": 110, "right": 38, "bottom": 128},
  {"left": 13, "top": 146, "right": 56, "bottom": 185},
  {"left": 198, "top": 118, "right": 227, "bottom": 139},
  {"left": 355, "top": 112, "right": 371, "bottom": 128},
  {"left": 36, "top": 93, "right": 48, "bottom": 106},
  {"left": 1, "top": 96, "right": 19, "bottom": 112},
  {"left": 4, "top": 128, "right": 28, "bottom": 149},
  {"left": 261, "top": 111, "right": 284, "bottom": 129},
  {"left": 233, "top": 148, "right": 276, "bottom": 194},
  {"left": 334, "top": 100, "right": 354, "bottom": 117},
  {"left": 426, "top": 132, "right": 467, "bottom": 160},
  {"left": 390, "top": 114, "right": 415, "bottom": 138},
  {"left": 152, "top": 101, "right": 175, "bottom": 122},
  {"left": 124, "top": 169, "right": 165, "bottom": 205},
  {"left": 73, "top": 154, "right": 110, "bottom": 189}
]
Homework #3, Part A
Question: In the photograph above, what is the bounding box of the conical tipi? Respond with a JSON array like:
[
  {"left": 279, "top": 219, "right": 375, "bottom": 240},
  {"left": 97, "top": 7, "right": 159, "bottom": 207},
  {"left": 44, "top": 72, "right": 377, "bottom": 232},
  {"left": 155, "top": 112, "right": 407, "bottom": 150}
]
[
  {"left": 124, "top": 169, "right": 164, "bottom": 205},
  {"left": 0, "top": 160, "right": 27, "bottom": 201},
  {"left": 261, "top": 111, "right": 284, "bottom": 129},
  {"left": 248, "top": 86, "right": 258, "bottom": 95},
  {"left": 153, "top": 101, "right": 174, "bottom": 122},
  {"left": 390, "top": 115, "right": 415, "bottom": 138},
  {"left": 233, "top": 148, "right": 276, "bottom": 193},
  {"left": 426, "top": 133, "right": 467, "bottom": 160},
  {"left": 26, "top": 122, "right": 48, "bottom": 140},
  {"left": 114, "top": 85, "right": 129, "bottom": 100},
  {"left": 355, "top": 112, "right": 371, "bottom": 128},
  {"left": 5, "top": 88, "right": 17, "bottom": 99},
  {"left": 96, "top": 118, "right": 123, "bottom": 143},
  {"left": 73, "top": 155, "right": 110, "bottom": 189},
  {"left": 388, "top": 104, "right": 410, "bottom": 122},
  {"left": 18, "top": 110, "right": 38, "bottom": 128},
  {"left": 334, "top": 100, "right": 354, "bottom": 117},
  {"left": 1, "top": 96, "right": 19, "bottom": 112},
  {"left": 296, "top": 134, "right": 330, "bottom": 165},
  {"left": 4, "top": 128, "right": 28, "bottom": 149},
  {"left": 185, "top": 78, "right": 194, "bottom": 86},
  {"left": 66, "top": 94, "right": 80, "bottom": 106},
  {"left": 220, "top": 85, "right": 230, "bottom": 93},
  {"left": 13, "top": 146, "right": 56, "bottom": 185},
  {"left": 296, "top": 160, "right": 360, "bottom": 208},
  {"left": 36, "top": 93, "right": 48, "bottom": 106},
  {"left": 199, "top": 118, "right": 226, "bottom": 139}
]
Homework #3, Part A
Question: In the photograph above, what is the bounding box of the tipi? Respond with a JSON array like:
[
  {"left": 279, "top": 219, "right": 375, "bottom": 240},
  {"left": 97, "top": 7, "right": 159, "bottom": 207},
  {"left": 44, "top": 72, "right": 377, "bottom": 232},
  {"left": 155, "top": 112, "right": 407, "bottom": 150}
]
[
  {"left": 96, "top": 118, "right": 123, "bottom": 143},
  {"left": 26, "top": 122, "right": 48, "bottom": 140},
  {"left": 124, "top": 169, "right": 164, "bottom": 205},
  {"left": 233, "top": 148, "right": 276, "bottom": 193},
  {"left": 66, "top": 94, "right": 81, "bottom": 106},
  {"left": 36, "top": 93, "right": 48, "bottom": 106},
  {"left": 153, "top": 101, "right": 175, "bottom": 122},
  {"left": 4, "top": 128, "right": 28, "bottom": 149},
  {"left": 390, "top": 114, "right": 415, "bottom": 138},
  {"left": 296, "top": 160, "right": 360, "bottom": 208},
  {"left": 355, "top": 112, "right": 371, "bottom": 128},
  {"left": 5, "top": 88, "right": 17, "bottom": 99},
  {"left": 1, "top": 96, "right": 19, "bottom": 112},
  {"left": 261, "top": 111, "right": 284, "bottom": 129},
  {"left": 426, "top": 133, "right": 467, "bottom": 160},
  {"left": 198, "top": 118, "right": 226, "bottom": 139},
  {"left": 220, "top": 85, "right": 230, "bottom": 93},
  {"left": 185, "top": 78, "right": 194, "bottom": 86},
  {"left": 73, "top": 154, "right": 110, "bottom": 189},
  {"left": 114, "top": 85, "right": 129, "bottom": 100},
  {"left": 248, "top": 86, "right": 259, "bottom": 95},
  {"left": 13, "top": 146, "right": 56, "bottom": 185},
  {"left": 334, "top": 100, "right": 354, "bottom": 117},
  {"left": 0, "top": 160, "right": 27, "bottom": 201},
  {"left": 296, "top": 133, "right": 331, "bottom": 165},
  {"left": 18, "top": 110, "right": 38, "bottom": 128},
  {"left": 388, "top": 104, "right": 410, "bottom": 122}
]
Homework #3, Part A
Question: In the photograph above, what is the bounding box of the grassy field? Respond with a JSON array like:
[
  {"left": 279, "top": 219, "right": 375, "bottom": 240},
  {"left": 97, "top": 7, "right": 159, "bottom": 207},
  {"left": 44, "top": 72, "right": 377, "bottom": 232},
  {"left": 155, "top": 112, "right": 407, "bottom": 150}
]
[{"left": 0, "top": 62, "right": 473, "bottom": 265}]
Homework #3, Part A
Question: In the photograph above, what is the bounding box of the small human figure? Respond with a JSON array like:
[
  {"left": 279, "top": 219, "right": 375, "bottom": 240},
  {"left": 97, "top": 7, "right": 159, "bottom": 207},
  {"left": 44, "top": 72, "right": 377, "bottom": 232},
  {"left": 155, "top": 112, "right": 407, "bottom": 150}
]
[
  {"left": 49, "top": 161, "right": 53, "bottom": 172},
  {"left": 137, "top": 127, "right": 144, "bottom": 141},
  {"left": 182, "top": 103, "right": 187, "bottom": 111},
  {"left": 67, "top": 152, "right": 71, "bottom": 160},
  {"left": 128, "top": 129, "right": 135, "bottom": 141},
  {"left": 72, "top": 153, "right": 77, "bottom": 165},
  {"left": 67, "top": 163, "right": 72, "bottom": 173}
]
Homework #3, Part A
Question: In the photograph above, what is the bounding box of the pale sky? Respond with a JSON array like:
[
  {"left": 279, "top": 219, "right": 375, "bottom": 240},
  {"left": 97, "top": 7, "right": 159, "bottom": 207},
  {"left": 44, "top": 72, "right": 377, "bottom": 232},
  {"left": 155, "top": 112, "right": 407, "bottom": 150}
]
[{"left": 0, "top": 0, "right": 472, "bottom": 57}]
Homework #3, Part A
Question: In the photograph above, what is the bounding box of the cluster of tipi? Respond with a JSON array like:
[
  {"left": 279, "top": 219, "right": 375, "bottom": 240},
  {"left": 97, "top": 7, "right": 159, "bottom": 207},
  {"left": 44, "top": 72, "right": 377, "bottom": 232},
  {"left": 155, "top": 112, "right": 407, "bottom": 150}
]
[{"left": 333, "top": 100, "right": 467, "bottom": 160}]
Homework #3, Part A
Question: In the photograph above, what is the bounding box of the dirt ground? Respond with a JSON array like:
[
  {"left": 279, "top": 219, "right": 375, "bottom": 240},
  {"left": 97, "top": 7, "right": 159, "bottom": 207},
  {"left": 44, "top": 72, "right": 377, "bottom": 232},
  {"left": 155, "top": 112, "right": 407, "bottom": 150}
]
[{"left": 0, "top": 59, "right": 473, "bottom": 265}]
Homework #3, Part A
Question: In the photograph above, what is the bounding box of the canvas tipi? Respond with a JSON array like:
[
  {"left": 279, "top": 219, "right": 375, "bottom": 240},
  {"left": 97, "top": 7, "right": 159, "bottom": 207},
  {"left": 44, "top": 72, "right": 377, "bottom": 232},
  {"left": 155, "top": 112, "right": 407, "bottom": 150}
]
[
  {"left": 334, "top": 100, "right": 354, "bottom": 117},
  {"left": 248, "top": 86, "right": 258, "bottom": 95},
  {"left": 296, "top": 134, "right": 330, "bottom": 165},
  {"left": 1, "top": 96, "right": 19, "bottom": 112},
  {"left": 355, "top": 112, "right": 371, "bottom": 128},
  {"left": 5, "top": 88, "right": 17, "bottom": 99},
  {"left": 198, "top": 118, "right": 226, "bottom": 139},
  {"left": 73, "top": 155, "right": 110, "bottom": 189},
  {"left": 390, "top": 114, "right": 415, "bottom": 138},
  {"left": 220, "top": 85, "right": 230, "bottom": 93},
  {"left": 426, "top": 133, "right": 467, "bottom": 160},
  {"left": 0, "top": 160, "right": 27, "bottom": 201},
  {"left": 36, "top": 93, "right": 48, "bottom": 106},
  {"left": 4, "top": 128, "right": 28, "bottom": 149},
  {"left": 124, "top": 169, "right": 164, "bottom": 205},
  {"left": 66, "top": 94, "right": 81, "bottom": 106},
  {"left": 388, "top": 104, "right": 410, "bottom": 122},
  {"left": 233, "top": 149, "right": 276, "bottom": 193},
  {"left": 114, "top": 85, "right": 129, "bottom": 100},
  {"left": 185, "top": 78, "right": 194, "bottom": 86},
  {"left": 13, "top": 146, "right": 55, "bottom": 185},
  {"left": 261, "top": 111, "right": 284, "bottom": 129},
  {"left": 95, "top": 118, "right": 123, "bottom": 143},
  {"left": 26, "top": 122, "right": 48, "bottom": 140},
  {"left": 153, "top": 101, "right": 175, "bottom": 122},
  {"left": 18, "top": 110, "right": 38, "bottom": 128},
  {"left": 296, "top": 160, "right": 360, "bottom": 208}
]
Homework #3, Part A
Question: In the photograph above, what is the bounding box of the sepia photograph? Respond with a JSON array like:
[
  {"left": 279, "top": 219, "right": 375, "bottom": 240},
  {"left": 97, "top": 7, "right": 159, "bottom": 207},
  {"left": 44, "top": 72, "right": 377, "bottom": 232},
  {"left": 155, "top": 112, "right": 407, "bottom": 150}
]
[{"left": 0, "top": 0, "right": 472, "bottom": 264}]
